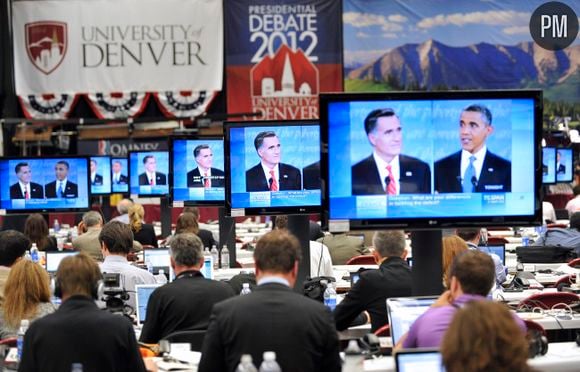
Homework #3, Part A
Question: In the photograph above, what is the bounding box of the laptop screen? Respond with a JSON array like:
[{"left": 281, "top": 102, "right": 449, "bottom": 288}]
[
  {"left": 143, "top": 248, "right": 171, "bottom": 275},
  {"left": 45, "top": 251, "right": 79, "bottom": 273},
  {"left": 480, "top": 244, "right": 505, "bottom": 266},
  {"left": 201, "top": 256, "right": 213, "bottom": 279},
  {"left": 395, "top": 349, "right": 444, "bottom": 372},
  {"left": 135, "top": 284, "right": 161, "bottom": 324},
  {"left": 387, "top": 296, "right": 438, "bottom": 345}
]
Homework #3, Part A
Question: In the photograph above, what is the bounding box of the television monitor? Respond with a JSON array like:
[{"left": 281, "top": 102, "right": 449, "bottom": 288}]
[
  {"left": 170, "top": 137, "right": 225, "bottom": 206},
  {"left": 225, "top": 120, "right": 321, "bottom": 216},
  {"left": 110, "top": 157, "right": 129, "bottom": 193},
  {"left": 129, "top": 151, "right": 169, "bottom": 197},
  {"left": 0, "top": 156, "right": 91, "bottom": 213},
  {"left": 320, "top": 90, "right": 542, "bottom": 230},
  {"left": 556, "top": 148, "right": 573, "bottom": 183},
  {"left": 542, "top": 147, "right": 556, "bottom": 185},
  {"left": 89, "top": 156, "right": 111, "bottom": 195}
]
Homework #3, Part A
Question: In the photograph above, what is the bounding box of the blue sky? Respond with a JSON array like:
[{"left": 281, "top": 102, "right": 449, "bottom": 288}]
[{"left": 344, "top": 0, "right": 580, "bottom": 66}]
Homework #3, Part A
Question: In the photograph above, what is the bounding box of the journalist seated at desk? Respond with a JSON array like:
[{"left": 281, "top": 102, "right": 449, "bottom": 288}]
[
  {"left": 533, "top": 212, "right": 580, "bottom": 254},
  {"left": 333, "top": 230, "right": 412, "bottom": 333}
]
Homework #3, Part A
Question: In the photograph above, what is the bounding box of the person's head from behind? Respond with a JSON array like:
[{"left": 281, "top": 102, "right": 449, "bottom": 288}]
[
  {"left": 24, "top": 213, "right": 49, "bottom": 242},
  {"left": 169, "top": 233, "right": 204, "bottom": 274},
  {"left": 459, "top": 104, "right": 493, "bottom": 154},
  {"left": 364, "top": 108, "right": 402, "bottom": 163},
  {"left": 441, "top": 301, "right": 530, "bottom": 372},
  {"left": 128, "top": 204, "right": 145, "bottom": 232},
  {"left": 0, "top": 230, "right": 30, "bottom": 267},
  {"left": 99, "top": 221, "right": 133, "bottom": 256},
  {"left": 373, "top": 230, "right": 406, "bottom": 262},
  {"left": 82, "top": 211, "right": 103, "bottom": 229},
  {"left": 254, "top": 230, "right": 302, "bottom": 287},
  {"left": 442, "top": 235, "right": 469, "bottom": 288},
  {"left": 194, "top": 144, "right": 213, "bottom": 171},
  {"left": 143, "top": 155, "right": 157, "bottom": 173},
  {"left": 54, "top": 161, "right": 70, "bottom": 181},
  {"left": 254, "top": 131, "right": 281, "bottom": 169},
  {"left": 573, "top": 185, "right": 580, "bottom": 197},
  {"left": 3, "top": 259, "right": 51, "bottom": 328},
  {"left": 448, "top": 250, "right": 494, "bottom": 298},
  {"left": 175, "top": 212, "right": 199, "bottom": 235},
  {"left": 455, "top": 228, "right": 480, "bottom": 244},
  {"left": 570, "top": 212, "right": 580, "bottom": 231},
  {"left": 183, "top": 206, "right": 200, "bottom": 220},
  {"left": 15, "top": 162, "right": 32, "bottom": 184},
  {"left": 117, "top": 198, "right": 133, "bottom": 215},
  {"left": 55, "top": 253, "right": 102, "bottom": 300}
]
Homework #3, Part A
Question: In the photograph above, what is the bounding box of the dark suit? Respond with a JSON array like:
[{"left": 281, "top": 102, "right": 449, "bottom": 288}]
[
  {"left": 187, "top": 167, "right": 225, "bottom": 188},
  {"left": 557, "top": 163, "right": 566, "bottom": 175},
  {"left": 197, "top": 229, "right": 216, "bottom": 249},
  {"left": 302, "top": 161, "right": 321, "bottom": 190},
  {"left": 245, "top": 163, "right": 301, "bottom": 192},
  {"left": 133, "top": 224, "right": 158, "bottom": 248},
  {"left": 334, "top": 257, "right": 412, "bottom": 332},
  {"left": 199, "top": 283, "right": 341, "bottom": 372},
  {"left": 9, "top": 182, "right": 44, "bottom": 199},
  {"left": 45, "top": 180, "right": 78, "bottom": 198},
  {"left": 19, "top": 295, "right": 146, "bottom": 372},
  {"left": 112, "top": 173, "right": 128, "bottom": 185},
  {"left": 91, "top": 174, "right": 103, "bottom": 186},
  {"left": 434, "top": 150, "right": 511, "bottom": 193},
  {"left": 138, "top": 172, "right": 167, "bottom": 186},
  {"left": 351, "top": 155, "right": 431, "bottom": 195}
]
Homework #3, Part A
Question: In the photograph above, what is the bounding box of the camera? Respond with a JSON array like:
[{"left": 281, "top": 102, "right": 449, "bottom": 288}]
[{"left": 101, "top": 273, "right": 131, "bottom": 315}]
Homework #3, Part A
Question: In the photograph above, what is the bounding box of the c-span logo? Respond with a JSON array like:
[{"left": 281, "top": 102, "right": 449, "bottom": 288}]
[{"left": 25, "top": 21, "right": 68, "bottom": 75}]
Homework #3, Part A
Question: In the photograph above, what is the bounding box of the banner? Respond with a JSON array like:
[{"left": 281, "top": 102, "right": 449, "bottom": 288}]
[
  {"left": 225, "top": 0, "right": 342, "bottom": 120},
  {"left": 12, "top": 0, "right": 223, "bottom": 95}
]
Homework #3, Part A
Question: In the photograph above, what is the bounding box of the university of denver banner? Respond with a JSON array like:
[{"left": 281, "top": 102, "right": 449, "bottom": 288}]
[
  {"left": 12, "top": 0, "right": 223, "bottom": 95},
  {"left": 225, "top": 0, "right": 342, "bottom": 120}
]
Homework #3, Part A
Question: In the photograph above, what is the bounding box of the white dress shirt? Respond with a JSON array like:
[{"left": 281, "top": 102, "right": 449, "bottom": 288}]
[{"left": 373, "top": 152, "right": 400, "bottom": 194}]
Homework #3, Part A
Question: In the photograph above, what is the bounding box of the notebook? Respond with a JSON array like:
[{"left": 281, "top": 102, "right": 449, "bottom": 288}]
[
  {"left": 395, "top": 348, "right": 445, "bottom": 372},
  {"left": 479, "top": 244, "right": 505, "bottom": 266},
  {"left": 386, "top": 296, "right": 438, "bottom": 346},
  {"left": 45, "top": 251, "right": 79, "bottom": 273},
  {"left": 135, "top": 284, "right": 162, "bottom": 324}
]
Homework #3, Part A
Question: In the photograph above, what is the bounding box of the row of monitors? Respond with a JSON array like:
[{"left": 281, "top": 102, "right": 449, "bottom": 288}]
[
  {"left": 0, "top": 90, "right": 544, "bottom": 230},
  {"left": 542, "top": 147, "right": 574, "bottom": 184}
]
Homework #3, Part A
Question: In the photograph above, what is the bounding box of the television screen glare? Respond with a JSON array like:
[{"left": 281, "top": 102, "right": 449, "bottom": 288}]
[
  {"left": 129, "top": 151, "right": 169, "bottom": 196},
  {"left": 556, "top": 148, "right": 573, "bottom": 183},
  {"left": 90, "top": 156, "right": 111, "bottom": 195},
  {"left": 110, "top": 157, "right": 129, "bottom": 193}
]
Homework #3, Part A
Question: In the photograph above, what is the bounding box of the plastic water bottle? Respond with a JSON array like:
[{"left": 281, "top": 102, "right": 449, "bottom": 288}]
[
  {"left": 211, "top": 245, "right": 219, "bottom": 270},
  {"left": 17, "top": 319, "right": 29, "bottom": 362},
  {"left": 155, "top": 269, "right": 168, "bottom": 284},
  {"left": 240, "top": 283, "right": 252, "bottom": 296},
  {"left": 221, "top": 245, "right": 230, "bottom": 269},
  {"left": 342, "top": 340, "right": 364, "bottom": 372},
  {"left": 53, "top": 219, "right": 61, "bottom": 233},
  {"left": 30, "top": 243, "right": 39, "bottom": 264},
  {"left": 323, "top": 282, "right": 337, "bottom": 311},
  {"left": 236, "top": 354, "right": 258, "bottom": 372},
  {"left": 258, "top": 351, "right": 281, "bottom": 372},
  {"left": 24, "top": 250, "right": 31, "bottom": 261}
]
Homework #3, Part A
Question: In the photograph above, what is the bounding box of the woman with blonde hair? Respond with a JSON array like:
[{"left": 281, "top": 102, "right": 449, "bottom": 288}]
[
  {"left": 0, "top": 259, "right": 55, "bottom": 337},
  {"left": 128, "top": 204, "right": 158, "bottom": 248},
  {"left": 442, "top": 235, "right": 468, "bottom": 288}
]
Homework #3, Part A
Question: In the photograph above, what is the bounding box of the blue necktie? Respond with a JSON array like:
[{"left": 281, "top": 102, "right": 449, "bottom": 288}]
[
  {"left": 462, "top": 156, "right": 476, "bottom": 193},
  {"left": 57, "top": 182, "right": 63, "bottom": 197}
]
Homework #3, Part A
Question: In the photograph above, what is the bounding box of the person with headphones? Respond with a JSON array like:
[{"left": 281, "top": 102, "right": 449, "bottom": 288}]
[{"left": 18, "top": 253, "right": 146, "bottom": 372}]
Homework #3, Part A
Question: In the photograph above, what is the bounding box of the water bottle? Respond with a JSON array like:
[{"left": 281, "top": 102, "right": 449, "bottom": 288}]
[
  {"left": 211, "top": 245, "right": 219, "bottom": 270},
  {"left": 24, "top": 250, "right": 31, "bottom": 261},
  {"left": 53, "top": 219, "right": 61, "bottom": 233},
  {"left": 30, "top": 243, "right": 39, "bottom": 263},
  {"left": 155, "top": 269, "right": 168, "bottom": 284},
  {"left": 146, "top": 258, "right": 154, "bottom": 275},
  {"left": 71, "top": 363, "right": 83, "bottom": 372},
  {"left": 323, "top": 281, "right": 337, "bottom": 311},
  {"left": 342, "top": 340, "right": 364, "bottom": 372},
  {"left": 236, "top": 354, "right": 258, "bottom": 372},
  {"left": 17, "top": 319, "right": 29, "bottom": 362},
  {"left": 259, "top": 351, "right": 281, "bottom": 372},
  {"left": 221, "top": 245, "right": 230, "bottom": 269},
  {"left": 240, "top": 283, "right": 252, "bottom": 296}
]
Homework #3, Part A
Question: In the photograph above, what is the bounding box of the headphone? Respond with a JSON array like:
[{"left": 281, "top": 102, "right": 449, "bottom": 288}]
[
  {"left": 51, "top": 276, "right": 105, "bottom": 300},
  {"left": 528, "top": 329, "right": 549, "bottom": 358}
]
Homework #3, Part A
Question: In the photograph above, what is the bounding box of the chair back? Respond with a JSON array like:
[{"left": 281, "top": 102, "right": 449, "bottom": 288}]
[
  {"left": 518, "top": 292, "right": 579, "bottom": 310},
  {"left": 374, "top": 324, "right": 390, "bottom": 337},
  {"left": 555, "top": 274, "right": 576, "bottom": 291},
  {"left": 161, "top": 330, "right": 206, "bottom": 351},
  {"left": 346, "top": 255, "right": 376, "bottom": 265},
  {"left": 487, "top": 237, "right": 509, "bottom": 244},
  {"left": 568, "top": 258, "right": 580, "bottom": 268},
  {"left": 523, "top": 319, "right": 547, "bottom": 338}
]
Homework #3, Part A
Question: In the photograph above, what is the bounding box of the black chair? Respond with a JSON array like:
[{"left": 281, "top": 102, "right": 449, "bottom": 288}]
[{"left": 161, "top": 330, "right": 206, "bottom": 351}]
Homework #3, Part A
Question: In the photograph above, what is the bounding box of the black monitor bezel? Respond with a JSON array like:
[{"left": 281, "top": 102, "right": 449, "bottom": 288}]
[
  {"left": 224, "top": 119, "right": 321, "bottom": 216},
  {"left": 128, "top": 150, "right": 170, "bottom": 198},
  {"left": 89, "top": 155, "right": 112, "bottom": 196},
  {"left": 320, "top": 89, "right": 543, "bottom": 230}
]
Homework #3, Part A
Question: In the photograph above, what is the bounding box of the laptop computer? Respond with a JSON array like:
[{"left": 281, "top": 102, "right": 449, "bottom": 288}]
[
  {"left": 479, "top": 244, "right": 505, "bottom": 266},
  {"left": 395, "top": 348, "right": 444, "bottom": 372},
  {"left": 45, "top": 251, "right": 79, "bottom": 274},
  {"left": 135, "top": 284, "right": 162, "bottom": 325},
  {"left": 387, "top": 296, "right": 438, "bottom": 346},
  {"left": 201, "top": 256, "right": 213, "bottom": 279},
  {"left": 143, "top": 248, "right": 174, "bottom": 281}
]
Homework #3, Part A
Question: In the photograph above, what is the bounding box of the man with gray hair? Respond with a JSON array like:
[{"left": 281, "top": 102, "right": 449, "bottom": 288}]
[
  {"left": 112, "top": 198, "right": 133, "bottom": 224},
  {"left": 139, "top": 233, "right": 235, "bottom": 343},
  {"left": 73, "top": 211, "right": 104, "bottom": 261},
  {"left": 333, "top": 230, "right": 412, "bottom": 332}
]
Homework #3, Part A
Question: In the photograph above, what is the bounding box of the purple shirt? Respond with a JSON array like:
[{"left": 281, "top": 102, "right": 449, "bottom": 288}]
[{"left": 402, "top": 294, "right": 526, "bottom": 348}]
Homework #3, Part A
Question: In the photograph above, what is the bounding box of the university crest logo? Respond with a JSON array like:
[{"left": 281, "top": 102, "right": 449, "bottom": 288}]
[{"left": 25, "top": 21, "right": 68, "bottom": 75}]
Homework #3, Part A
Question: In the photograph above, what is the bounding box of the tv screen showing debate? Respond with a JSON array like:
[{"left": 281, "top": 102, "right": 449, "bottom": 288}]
[
  {"left": 110, "top": 157, "right": 129, "bottom": 193},
  {"left": 321, "top": 90, "right": 542, "bottom": 229},
  {"left": 129, "top": 151, "right": 169, "bottom": 197},
  {"left": 89, "top": 156, "right": 111, "bottom": 195},
  {"left": 226, "top": 121, "right": 320, "bottom": 215},
  {"left": 0, "top": 157, "right": 90, "bottom": 212},
  {"left": 555, "top": 148, "right": 573, "bottom": 183},
  {"left": 542, "top": 147, "right": 556, "bottom": 185}
]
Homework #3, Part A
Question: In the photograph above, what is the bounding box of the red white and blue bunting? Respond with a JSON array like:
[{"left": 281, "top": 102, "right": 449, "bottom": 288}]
[
  {"left": 19, "top": 94, "right": 78, "bottom": 119},
  {"left": 86, "top": 92, "right": 150, "bottom": 119},
  {"left": 154, "top": 91, "right": 217, "bottom": 118}
]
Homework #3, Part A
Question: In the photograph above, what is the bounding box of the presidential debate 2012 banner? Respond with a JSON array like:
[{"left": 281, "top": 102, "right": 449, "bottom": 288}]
[
  {"left": 12, "top": 0, "right": 223, "bottom": 95},
  {"left": 225, "top": 0, "right": 343, "bottom": 120}
]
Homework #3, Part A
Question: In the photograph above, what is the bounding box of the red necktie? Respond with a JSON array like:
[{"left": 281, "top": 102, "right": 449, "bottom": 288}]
[
  {"left": 204, "top": 172, "right": 210, "bottom": 188},
  {"left": 25, "top": 188, "right": 30, "bottom": 199},
  {"left": 269, "top": 170, "right": 278, "bottom": 191},
  {"left": 149, "top": 177, "right": 154, "bottom": 186},
  {"left": 386, "top": 165, "right": 397, "bottom": 195}
]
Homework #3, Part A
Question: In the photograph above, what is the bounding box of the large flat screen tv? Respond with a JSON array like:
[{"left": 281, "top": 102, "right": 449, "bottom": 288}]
[
  {"left": 110, "top": 157, "right": 129, "bottom": 193},
  {"left": 0, "top": 156, "right": 90, "bottom": 213},
  {"left": 556, "top": 148, "right": 573, "bottom": 183},
  {"left": 170, "top": 137, "right": 225, "bottom": 206},
  {"left": 225, "top": 120, "right": 321, "bottom": 216},
  {"left": 542, "top": 147, "right": 556, "bottom": 185},
  {"left": 89, "top": 156, "right": 111, "bottom": 195},
  {"left": 129, "top": 151, "right": 170, "bottom": 197},
  {"left": 320, "top": 90, "right": 542, "bottom": 230}
]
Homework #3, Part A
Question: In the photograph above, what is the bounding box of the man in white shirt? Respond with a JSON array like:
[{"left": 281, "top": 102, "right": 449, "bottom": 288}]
[
  {"left": 9, "top": 162, "right": 44, "bottom": 199},
  {"left": 565, "top": 185, "right": 580, "bottom": 217}
]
